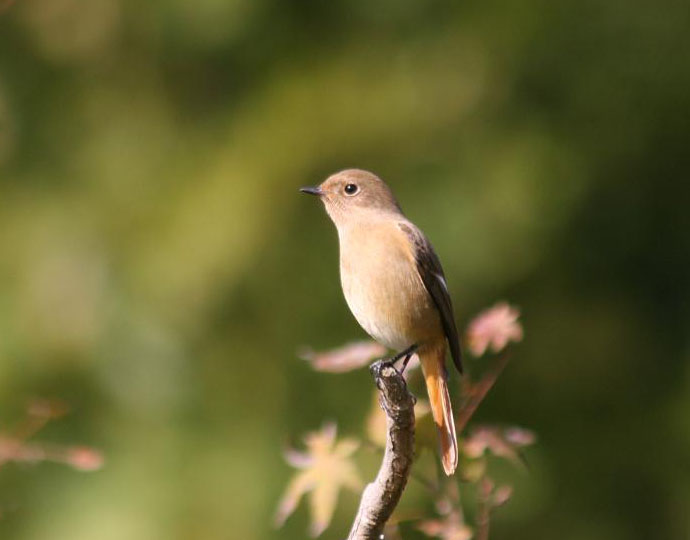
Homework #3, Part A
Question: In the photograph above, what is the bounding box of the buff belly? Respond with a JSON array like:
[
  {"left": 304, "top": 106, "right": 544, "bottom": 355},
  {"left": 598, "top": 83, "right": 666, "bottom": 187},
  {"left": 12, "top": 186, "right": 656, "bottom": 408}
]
[{"left": 339, "top": 225, "right": 442, "bottom": 352}]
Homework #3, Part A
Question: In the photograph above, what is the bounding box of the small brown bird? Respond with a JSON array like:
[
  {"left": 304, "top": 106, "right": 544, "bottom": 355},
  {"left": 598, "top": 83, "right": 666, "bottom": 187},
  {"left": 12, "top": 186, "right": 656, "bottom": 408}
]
[{"left": 301, "top": 169, "right": 462, "bottom": 475}]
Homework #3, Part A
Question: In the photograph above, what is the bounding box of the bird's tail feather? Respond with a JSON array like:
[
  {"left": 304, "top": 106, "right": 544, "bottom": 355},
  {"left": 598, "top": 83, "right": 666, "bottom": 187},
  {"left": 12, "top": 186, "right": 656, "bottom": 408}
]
[{"left": 420, "top": 346, "right": 458, "bottom": 476}]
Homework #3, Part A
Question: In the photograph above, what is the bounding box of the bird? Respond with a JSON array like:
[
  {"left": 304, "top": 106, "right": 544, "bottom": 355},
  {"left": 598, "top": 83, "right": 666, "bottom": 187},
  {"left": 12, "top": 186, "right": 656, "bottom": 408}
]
[{"left": 300, "top": 169, "right": 462, "bottom": 475}]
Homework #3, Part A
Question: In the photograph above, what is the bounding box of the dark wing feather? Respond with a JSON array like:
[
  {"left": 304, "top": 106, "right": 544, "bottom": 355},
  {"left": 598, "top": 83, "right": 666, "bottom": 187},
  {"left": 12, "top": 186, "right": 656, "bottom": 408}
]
[{"left": 398, "top": 222, "right": 463, "bottom": 374}]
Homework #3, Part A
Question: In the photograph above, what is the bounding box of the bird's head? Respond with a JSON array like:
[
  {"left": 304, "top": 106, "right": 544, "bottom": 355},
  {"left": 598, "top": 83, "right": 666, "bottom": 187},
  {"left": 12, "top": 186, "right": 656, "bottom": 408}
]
[{"left": 300, "top": 169, "right": 402, "bottom": 227}]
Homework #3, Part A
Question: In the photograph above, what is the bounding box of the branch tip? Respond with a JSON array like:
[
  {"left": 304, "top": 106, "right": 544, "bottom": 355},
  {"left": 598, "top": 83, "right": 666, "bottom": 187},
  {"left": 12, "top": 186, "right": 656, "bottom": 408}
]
[{"left": 349, "top": 359, "right": 416, "bottom": 539}]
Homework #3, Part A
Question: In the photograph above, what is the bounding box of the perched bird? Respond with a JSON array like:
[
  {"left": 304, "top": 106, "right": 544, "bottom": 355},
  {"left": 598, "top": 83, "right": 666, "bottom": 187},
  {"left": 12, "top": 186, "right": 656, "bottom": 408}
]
[{"left": 301, "top": 169, "right": 462, "bottom": 475}]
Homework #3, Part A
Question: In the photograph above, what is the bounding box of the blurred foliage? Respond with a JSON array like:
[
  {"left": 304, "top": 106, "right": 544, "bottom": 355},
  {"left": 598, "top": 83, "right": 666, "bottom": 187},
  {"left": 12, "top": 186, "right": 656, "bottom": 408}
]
[
  {"left": 0, "top": 1, "right": 688, "bottom": 539},
  {"left": 287, "top": 310, "right": 529, "bottom": 539}
]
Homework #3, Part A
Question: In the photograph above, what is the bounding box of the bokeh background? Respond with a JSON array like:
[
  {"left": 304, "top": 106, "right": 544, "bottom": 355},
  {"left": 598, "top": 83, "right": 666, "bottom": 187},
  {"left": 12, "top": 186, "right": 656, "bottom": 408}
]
[{"left": 1, "top": 1, "right": 689, "bottom": 539}]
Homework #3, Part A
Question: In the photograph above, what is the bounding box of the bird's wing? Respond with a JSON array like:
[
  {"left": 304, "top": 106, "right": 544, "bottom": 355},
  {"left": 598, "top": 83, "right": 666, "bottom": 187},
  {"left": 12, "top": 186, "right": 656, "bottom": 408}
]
[{"left": 398, "top": 222, "right": 463, "bottom": 374}]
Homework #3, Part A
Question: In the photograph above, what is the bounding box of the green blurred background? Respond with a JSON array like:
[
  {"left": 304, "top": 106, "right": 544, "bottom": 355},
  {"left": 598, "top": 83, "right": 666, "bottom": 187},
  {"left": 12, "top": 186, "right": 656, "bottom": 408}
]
[{"left": 1, "top": 1, "right": 688, "bottom": 539}]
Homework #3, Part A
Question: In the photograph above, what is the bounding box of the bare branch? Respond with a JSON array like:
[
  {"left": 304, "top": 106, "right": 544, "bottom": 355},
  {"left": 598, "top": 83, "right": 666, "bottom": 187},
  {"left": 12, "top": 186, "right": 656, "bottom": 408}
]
[
  {"left": 348, "top": 360, "right": 416, "bottom": 540},
  {"left": 475, "top": 477, "right": 493, "bottom": 540},
  {"left": 456, "top": 351, "right": 511, "bottom": 434}
]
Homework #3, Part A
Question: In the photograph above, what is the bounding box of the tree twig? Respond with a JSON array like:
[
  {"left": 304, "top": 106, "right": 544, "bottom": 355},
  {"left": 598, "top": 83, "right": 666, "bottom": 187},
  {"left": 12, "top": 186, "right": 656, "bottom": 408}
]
[
  {"left": 456, "top": 351, "right": 511, "bottom": 434},
  {"left": 475, "top": 476, "right": 493, "bottom": 540},
  {"left": 348, "top": 360, "right": 416, "bottom": 540}
]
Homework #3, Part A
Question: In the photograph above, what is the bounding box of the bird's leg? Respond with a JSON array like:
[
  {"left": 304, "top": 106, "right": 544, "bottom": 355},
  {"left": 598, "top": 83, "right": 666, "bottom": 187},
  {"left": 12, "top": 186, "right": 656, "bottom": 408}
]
[
  {"left": 390, "top": 344, "right": 418, "bottom": 364},
  {"left": 390, "top": 344, "right": 418, "bottom": 375}
]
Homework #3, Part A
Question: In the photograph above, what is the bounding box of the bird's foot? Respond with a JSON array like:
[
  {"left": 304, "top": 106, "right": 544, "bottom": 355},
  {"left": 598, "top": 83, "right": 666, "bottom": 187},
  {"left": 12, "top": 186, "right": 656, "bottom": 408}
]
[
  {"left": 390, "top": 344, "right": 418, "bottom": 375},
  {"left": 369, "top": 344, "right": 418, "bottom": 377}
]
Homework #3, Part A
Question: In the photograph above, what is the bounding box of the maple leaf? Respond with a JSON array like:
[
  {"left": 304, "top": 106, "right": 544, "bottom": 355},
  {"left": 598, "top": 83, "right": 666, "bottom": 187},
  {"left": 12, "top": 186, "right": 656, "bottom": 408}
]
[
  {"left": 0, "top": 399, "right": 103, "bottom": 472},
  {"left": 275, "top": 423, "right": 363, "bottom": 537},
  {"left": 418, "top": 514, "right": 473, "bottom": 540},
  {"left": 466, "top": 302, "right": 523, "bottom": 357},
  {"left": 299, "top": 341, "right": 387, "bottom": 373},
  {"left": 492, "top": 485, "right": 514, "bottom": 507},
  {"left": 463, "top": 425, "right": 536, "bottom": 468},
  {"left": 418, "top": 478, "right": 473, "bottom": 539}
]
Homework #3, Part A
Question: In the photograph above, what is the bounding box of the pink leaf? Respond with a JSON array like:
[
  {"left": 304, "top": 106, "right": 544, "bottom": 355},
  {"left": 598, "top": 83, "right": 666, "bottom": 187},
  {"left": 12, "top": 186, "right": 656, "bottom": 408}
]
[
  {"left": 299, "top": 341, "right": 387, "bottom": 373},
  {"left": 64, "top": 447, "right": 104, "bottom": 471},
  {"left": 466, "top": 302, "right": 523, "bottom": 357}
]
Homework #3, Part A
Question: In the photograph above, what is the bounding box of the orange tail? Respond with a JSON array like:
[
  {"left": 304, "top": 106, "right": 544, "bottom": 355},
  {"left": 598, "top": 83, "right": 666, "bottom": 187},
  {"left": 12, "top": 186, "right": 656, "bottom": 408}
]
[{"left": 420, "top": 346, "right": 458, "bottom": 476}]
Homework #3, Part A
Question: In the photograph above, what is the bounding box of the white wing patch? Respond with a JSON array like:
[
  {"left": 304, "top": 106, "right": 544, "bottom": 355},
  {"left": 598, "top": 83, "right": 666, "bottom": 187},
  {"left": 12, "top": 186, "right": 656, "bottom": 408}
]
[{"left": 434, "top": 272, "right": 449, "bottom": 294}]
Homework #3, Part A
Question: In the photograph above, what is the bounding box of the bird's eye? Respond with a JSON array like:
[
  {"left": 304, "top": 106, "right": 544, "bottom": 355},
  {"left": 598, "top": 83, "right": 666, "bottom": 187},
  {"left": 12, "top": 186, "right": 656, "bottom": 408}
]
[{"left": 344, "top": 183, "right": 358, "bottom": 195}]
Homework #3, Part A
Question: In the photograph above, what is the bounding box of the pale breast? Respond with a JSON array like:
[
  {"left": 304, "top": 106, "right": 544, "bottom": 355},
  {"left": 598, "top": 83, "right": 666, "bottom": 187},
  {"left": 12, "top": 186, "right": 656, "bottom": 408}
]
[{"left": 338, "top": 220, "right": 442, "bottom": 351}]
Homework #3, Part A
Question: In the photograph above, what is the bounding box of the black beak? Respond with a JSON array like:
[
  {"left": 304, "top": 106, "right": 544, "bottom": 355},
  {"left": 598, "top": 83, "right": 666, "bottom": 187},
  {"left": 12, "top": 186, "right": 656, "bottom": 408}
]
[{"left": 300, "top": 186, "right": 323, "bottom": 196}]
